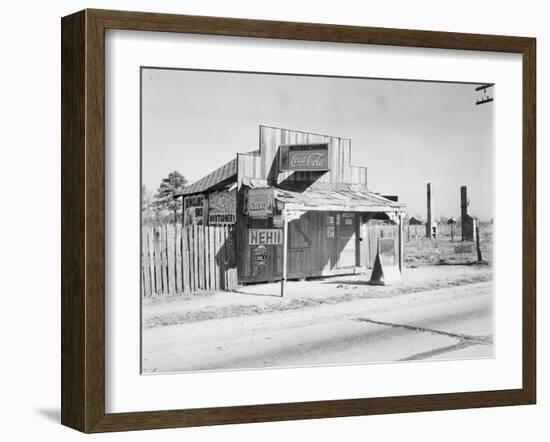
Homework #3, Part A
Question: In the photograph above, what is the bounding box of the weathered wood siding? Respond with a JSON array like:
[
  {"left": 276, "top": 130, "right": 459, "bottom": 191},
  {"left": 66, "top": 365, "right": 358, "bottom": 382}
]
[
  {"left": 237, "top": 210, "right": 396, "bottom": 283},
  {"left": 237, "top": 126, "right": 368, "bottom": 187}
]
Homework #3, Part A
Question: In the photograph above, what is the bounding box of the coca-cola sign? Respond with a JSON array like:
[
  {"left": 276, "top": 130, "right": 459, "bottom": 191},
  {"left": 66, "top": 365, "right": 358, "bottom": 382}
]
[{"left": 279, "top": 143, "right": 330, "bottom": 171}]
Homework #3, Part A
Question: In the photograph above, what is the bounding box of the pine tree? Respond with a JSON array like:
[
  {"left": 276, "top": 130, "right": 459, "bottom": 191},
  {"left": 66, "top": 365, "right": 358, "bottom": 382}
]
[{"left": 152, "top": 171, "right": 187, "bottom": 222}]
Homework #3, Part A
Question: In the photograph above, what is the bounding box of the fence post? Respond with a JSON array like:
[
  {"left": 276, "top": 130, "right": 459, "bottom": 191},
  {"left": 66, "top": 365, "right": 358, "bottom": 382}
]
[
  {"left": 175, "top": 224, "right": 182, "bottom": 293},
  {"left": 476, "top": 225, "right": 483, "bottom": 262},
  {"left": 141, "top": 228, "right": 151, "bottom": 296},
  {"left": 181, "top": 225, "right": 190, "bottom": 293},
  {"left": 166, "top": 224, "right": 176, "bottom": 295}
]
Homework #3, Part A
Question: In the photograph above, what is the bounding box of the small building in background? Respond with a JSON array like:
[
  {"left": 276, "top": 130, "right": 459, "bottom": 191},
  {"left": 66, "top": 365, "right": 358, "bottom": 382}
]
[
  {"left": 408, "top": 216, "right": 424, "bottom": 226},
  {"left": 407, "top": 215, "right": 424, "bottom": 239},
  {"left": 447, "top": 216, "right": 458, "bottom": 242}
]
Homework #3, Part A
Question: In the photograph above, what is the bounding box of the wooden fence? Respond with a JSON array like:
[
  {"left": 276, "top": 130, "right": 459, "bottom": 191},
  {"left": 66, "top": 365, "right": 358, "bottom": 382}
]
[{"left": 141, "top": 224, "right": 237, "bottom": 297}]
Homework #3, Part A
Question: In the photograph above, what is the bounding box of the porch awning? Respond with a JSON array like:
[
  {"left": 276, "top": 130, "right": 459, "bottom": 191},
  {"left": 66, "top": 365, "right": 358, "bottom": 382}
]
[{"left": 274, "top": 186, "right": 405, "bottom": 213}]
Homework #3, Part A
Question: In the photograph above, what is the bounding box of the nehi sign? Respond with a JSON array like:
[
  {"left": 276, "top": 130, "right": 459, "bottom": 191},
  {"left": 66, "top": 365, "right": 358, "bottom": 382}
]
[{"left": 249, "top": 229, "right": 283, "bottom": 245}]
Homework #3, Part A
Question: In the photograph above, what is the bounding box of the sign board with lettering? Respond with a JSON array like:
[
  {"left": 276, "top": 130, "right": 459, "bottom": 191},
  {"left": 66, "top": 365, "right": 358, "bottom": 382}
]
[
  {"left": 183, "top": 194, "right": 206, "bottom": 225},
  {"left": 245, "top": 188, "right": 274, "bottom": 218},
  {"left": 279, "top": 143, "right": 330, "bottom": 171},
  {"left": 252, "top": 245, "right": 268, "bottom": 267},
  {"left": 249, "top": 229, "right": 283, "bottom": 245},
  {"left": 208, "top": 189, "right": 236, "bottom": 225}
]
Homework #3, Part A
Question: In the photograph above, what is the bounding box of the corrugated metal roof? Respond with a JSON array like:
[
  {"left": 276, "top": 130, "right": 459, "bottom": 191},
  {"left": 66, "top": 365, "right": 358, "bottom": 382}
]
[
  {"left": 274, "top": 186, "right": 404, "bottom": 212},
  {"left": 175, "top": 158, "right": 237, "bottom": 197}
]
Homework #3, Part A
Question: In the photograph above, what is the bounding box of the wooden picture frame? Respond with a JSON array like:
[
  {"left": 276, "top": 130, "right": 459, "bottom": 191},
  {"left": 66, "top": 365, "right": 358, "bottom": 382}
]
[{"left": 61, "top": 9, "right": 536, "bottom": 433}]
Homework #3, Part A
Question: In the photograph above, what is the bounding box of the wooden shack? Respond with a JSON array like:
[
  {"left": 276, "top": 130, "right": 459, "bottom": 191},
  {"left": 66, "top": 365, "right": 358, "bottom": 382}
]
[{"left": 175, "top": 125, "right": 405, "bottom": 289}]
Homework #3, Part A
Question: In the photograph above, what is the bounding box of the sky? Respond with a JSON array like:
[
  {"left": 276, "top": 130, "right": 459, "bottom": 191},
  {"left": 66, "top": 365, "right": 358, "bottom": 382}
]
[{"left": 142, "top": 68, "right": 494, "bottom": 221}]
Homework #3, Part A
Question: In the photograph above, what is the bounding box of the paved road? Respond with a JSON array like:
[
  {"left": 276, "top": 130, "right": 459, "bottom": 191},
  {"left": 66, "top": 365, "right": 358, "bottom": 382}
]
[{"left": 142, "top": 281, "right": 493, "bottom": 373}]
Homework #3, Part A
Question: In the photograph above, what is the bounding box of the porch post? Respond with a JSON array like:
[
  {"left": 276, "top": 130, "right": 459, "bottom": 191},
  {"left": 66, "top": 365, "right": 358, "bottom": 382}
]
[{"left": 281, "top": 211, "right": 288, "bottom": 297}]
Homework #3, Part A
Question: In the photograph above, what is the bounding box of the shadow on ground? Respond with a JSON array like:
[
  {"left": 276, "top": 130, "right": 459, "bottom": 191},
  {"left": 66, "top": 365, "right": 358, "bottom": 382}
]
[{"left": 35, "top": 408, "right": 60, "bottom": 423}]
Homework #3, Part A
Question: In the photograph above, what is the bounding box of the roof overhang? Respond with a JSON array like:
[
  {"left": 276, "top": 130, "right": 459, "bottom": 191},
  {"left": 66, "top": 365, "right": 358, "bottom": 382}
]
[{"left": 274, "top": 187, "right": 405, "bottom": 213}]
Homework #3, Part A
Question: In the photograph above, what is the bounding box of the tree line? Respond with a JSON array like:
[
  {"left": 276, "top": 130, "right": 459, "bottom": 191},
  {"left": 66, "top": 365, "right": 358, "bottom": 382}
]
[{"left": 142, "top": 170, "right": 187, "bottom": 225}]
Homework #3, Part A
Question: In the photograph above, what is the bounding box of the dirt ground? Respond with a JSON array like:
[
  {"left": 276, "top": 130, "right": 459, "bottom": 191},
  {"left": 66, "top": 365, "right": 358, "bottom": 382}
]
[{"left": 143, "top": 264, "right": 492, "bottom": 329}]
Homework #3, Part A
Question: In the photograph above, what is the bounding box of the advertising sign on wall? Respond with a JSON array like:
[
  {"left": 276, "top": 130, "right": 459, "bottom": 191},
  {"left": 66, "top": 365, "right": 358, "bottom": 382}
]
[
  {"left": 252, "top": 245, "right": 268, "bottom": 267},
  {"left": 279, "top": 143, "right": 330, "bottom": 171},
  {"left": 249, "top": 229, "right": 283, "bottom": 245},
  {"left": 245, "top": 188, "right": 274, "bottom": 218},
  {"left": 208, "top": 189, "right": 236, "bottom": 225},
  {"left": 183, "top": 194, "right": 206, "bottom": 224}
]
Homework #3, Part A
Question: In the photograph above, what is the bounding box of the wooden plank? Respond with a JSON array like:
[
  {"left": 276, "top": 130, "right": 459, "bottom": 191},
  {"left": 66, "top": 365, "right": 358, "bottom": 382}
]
[
  {"left": 226, "top": 225, "right": 233, "bottom": 290},
  {"left": 141, "top": 228, "right": 152, "bottom": 296},
  {"left": 281, "top": 219, "right": 288, "bottom": 297},
  {"left": 205, "top": 226, "right": 211, "bottom": 291},
  {"left": 214, "top": 226, "right": 223, "bottom": 290},
  {"left": 140, "top": 229, "right": 147, "bottom": 296},
  {"left": 202, "top": 225, "right": 208, "bottom": 290},
  {"left": 166, "top": 224, "right": 176, "bottom": 295},
  {"left": 175, "top": 224, "right": 182, "bottom": 293},
  {"left": 161, "top": 225, "right": 169, "bottom": 294},
  {"left": 198, "top": 225, "right": 204, "bottom": 290},
  {"left": 208, "top": 227, "right": 216, "bottom": 290},
  {"left": 187, "top": 225, "right": 193, "bottom": 292},
  {"left": 204, "top": 227, "right": 210, "bottom": 290},
  {"left": 220, "top": 226, "right": 227, "bottom": 290},
  {"left": 190, "top": 225, "right": 196, "bottom": 292},
  {"left": 192, "top": 225, "right": 199, "bottom": 292},
  {"left": 206, "top": 226, "right": 212, "bottom": 290},
  {"left": 227, "top": 226, "right": 238, "bottom": 289},
  {"left": 354, "top": 214, "right": 361, "bottom": 267},
  {"left": 153, "top": 227, "right": 163, "bottom": 294},
  {"left": 147, "top": 227, "right": 156, "bottom": 295},
  {"left": 181, "top": 226, "right": 190, "bottom": 293}
]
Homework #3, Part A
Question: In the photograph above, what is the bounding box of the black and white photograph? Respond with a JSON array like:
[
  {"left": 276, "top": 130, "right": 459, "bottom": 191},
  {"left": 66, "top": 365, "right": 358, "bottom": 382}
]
[{"left": 140, "top": 68, "right": 494, "bottom": 374}]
